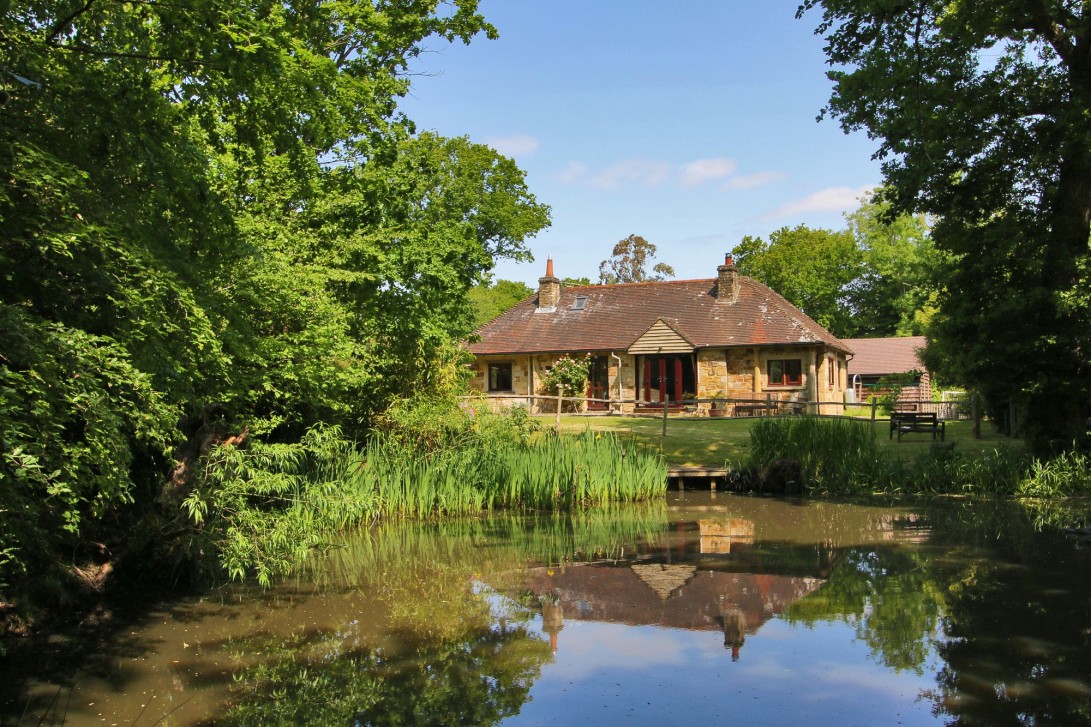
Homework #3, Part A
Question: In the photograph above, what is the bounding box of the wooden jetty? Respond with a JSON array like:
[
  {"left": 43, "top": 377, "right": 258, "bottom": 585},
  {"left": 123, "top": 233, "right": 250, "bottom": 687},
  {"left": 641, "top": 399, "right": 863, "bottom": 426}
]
[{"left": 667, "top": 467, "right": 730, "bottom": 491}]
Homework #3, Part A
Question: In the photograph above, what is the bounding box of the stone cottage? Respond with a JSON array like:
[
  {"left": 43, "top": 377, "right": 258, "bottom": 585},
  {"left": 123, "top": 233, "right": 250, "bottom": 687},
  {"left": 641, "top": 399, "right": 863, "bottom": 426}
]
[{"left": 467, "top": 256, "right": 852, "bottom": 415}]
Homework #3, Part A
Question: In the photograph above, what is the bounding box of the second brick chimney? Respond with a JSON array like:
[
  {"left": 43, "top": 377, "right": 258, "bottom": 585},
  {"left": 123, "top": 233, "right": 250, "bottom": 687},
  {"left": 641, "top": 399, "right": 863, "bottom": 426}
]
[
  {"left": 716, "top": 253, "right": 739, "bottom": 302},
  {"left": 537, "top": 257, "right": 561, "bottom": 311}
]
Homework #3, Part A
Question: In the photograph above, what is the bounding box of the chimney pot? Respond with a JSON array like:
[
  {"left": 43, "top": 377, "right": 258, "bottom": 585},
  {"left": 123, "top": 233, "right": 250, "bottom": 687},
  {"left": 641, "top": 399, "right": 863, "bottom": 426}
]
[
  {"left": 538, "top": 257, "right": 561, "bottom": 311},
  {"left": 717, "top": 254, "right": 739, "bottom": 302}
]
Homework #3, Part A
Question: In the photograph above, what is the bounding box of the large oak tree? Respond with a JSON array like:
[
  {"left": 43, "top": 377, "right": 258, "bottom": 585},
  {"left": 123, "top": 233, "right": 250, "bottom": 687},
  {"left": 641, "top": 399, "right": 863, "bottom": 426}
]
[{"left": 800, "top": 0, "right": 1091, "bottom": 454}]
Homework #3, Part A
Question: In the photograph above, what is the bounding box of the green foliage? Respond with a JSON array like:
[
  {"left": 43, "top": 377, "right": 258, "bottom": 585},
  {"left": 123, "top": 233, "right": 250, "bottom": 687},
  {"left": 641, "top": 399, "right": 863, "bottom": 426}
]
[
  {"left": 183, "top": 425, "right": 377, "bottom": 586},
  {"left": 1017, "top": 451, "right": 1091, "bottom": 498},
  {"left": 0, "top": 306, "right": 178, "bottom": 584},
  {"left": 742, "top": 415, "right": 1087, "bottom": 497},
  {"left": 799, "top": 1, "right": 1091, "bottom": 453},
  {"left": 845, "top": 191, "right": 942, "bottom": 336},
  {"left": 468, "top": 278, "right": 534, "bottom": 329},
  {"left": 0, "top": 0, "right": 551, "bottom": 601},
  {"left": 540, "top": 354, "right": 592, "bottom": 396},
  {"left": 733, "top": 225, "right": 860, "bottom": 335},
  {"left": 869, "top": 371, "right": 920, "bottom": 411},
  {"left": 187, "top": 403, "right": 666, "bottom": 582},
  {"left": 747, "top": 416, "right": 888, "bottom": 491},
  {"left": 597, "top": 234, "right": 675, "bottom": 284}
]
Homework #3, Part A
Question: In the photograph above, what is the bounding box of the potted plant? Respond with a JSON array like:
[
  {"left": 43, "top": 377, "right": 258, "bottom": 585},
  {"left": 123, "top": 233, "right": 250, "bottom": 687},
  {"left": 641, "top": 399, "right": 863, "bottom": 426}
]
[
  {"left": 682, "top": 391, "right": 697, "bottom": 413},
  {"left": 708, "top": 390, "right": 728, "bottom": 417}
]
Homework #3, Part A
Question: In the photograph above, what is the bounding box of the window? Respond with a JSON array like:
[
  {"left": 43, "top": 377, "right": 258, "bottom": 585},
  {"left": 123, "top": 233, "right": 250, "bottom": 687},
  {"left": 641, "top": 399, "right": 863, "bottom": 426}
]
[
  {"left": 570, "top": 295, "right": 588, "bottom": 311},
  {"left": 828, "top": 357, "right": 836, "bottom": 387},
  {"left": 488, "top": 363, "right": 513, "bottom": 392},
  {"left": 767, "top": 359, "right": 802, "bottom": 387}
]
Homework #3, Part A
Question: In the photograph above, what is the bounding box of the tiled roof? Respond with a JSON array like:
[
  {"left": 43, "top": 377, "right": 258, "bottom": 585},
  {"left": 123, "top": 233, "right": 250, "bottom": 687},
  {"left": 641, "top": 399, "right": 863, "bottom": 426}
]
[
  {"left": 842, "top": 336, "right": 928, "bottom": 376},
  {"left": 468, "top": 276, "right": 851, "bottom": 355}
]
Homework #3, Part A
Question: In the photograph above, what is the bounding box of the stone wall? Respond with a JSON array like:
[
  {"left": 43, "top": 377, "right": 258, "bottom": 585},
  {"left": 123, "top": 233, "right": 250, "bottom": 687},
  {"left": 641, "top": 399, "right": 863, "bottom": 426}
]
[
  {"left": 468, "top": 354, "right": 532, "bottom": 411},
  {"left": 470, "top": 347, "right": 848, "bottom": 416},
  {"left": 470, "top": 352, "right": 640, "bottom": 414}
]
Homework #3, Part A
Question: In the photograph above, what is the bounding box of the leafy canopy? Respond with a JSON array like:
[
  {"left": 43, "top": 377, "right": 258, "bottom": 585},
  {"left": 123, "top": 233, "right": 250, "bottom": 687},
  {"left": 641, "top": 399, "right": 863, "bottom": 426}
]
[
  {"left": 0, "top": 0, "right": 549, "bottom": 595},
  {"left": 799, "top": 0, "right": 1091, "bottom": 453}
]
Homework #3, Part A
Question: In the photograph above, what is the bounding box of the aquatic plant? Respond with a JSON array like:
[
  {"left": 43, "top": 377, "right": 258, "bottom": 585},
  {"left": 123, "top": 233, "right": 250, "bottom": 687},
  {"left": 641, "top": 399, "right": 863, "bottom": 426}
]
[
  {"left": 186, "top": 411, "right": 667, "bottom": 584},
  {"left": 746, "top": 416, "right": 891, "bottom": 492},
  {"left": 744, "top": 416, "right": 1042, "bottom": 497}
]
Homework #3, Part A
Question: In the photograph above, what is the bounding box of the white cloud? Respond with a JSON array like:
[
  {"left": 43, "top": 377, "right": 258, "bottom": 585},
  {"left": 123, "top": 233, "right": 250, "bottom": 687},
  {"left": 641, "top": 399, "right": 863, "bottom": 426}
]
[
  {"left": 765, "top": 185, "right": 874, "bottom": 219},
  {"left": 589, "top": 158, "right": 673, "bottom": 190},
  {"left": 556, "top": 160, "right": 590, "bottom": 185},
  {"left": 484, "top": 133, "right": 540, "bottom": 157},
  {"left": 724, "top": 170, "right": 788, "bottom": 191},
  {"left": 679, "top": 157, "right": 737, "bottom": 187}
]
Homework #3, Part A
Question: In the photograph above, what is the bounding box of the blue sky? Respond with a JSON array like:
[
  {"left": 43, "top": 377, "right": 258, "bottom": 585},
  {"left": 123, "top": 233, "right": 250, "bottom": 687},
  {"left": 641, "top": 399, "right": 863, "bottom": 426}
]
[{"left": 400, "top": 1, "right": 882, "bottom": 286}]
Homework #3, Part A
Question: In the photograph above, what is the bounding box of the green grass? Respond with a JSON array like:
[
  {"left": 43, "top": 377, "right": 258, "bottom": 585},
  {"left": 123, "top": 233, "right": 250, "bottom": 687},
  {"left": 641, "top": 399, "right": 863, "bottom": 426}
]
[{"left": 551, "top": 414, "right": 1023, "bottom": 468}]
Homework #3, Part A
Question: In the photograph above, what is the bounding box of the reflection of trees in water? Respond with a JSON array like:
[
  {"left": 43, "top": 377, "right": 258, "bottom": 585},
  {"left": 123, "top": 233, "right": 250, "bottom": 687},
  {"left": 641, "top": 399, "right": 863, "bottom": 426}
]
[
  {"left": 783, "top": 498, "right": 1091, "bottom": 724},
  {"left": 214, "top": 510, "right": 675, "bottom": 725},
  {"left": 784, "top": 545, "right": 949, "bottom": 674},
  {"left": 923, "top": 510, "right": 1091, "bottom": 725},
  {"left": 218, "top": 620, "right": 551, "bottom": 726}
]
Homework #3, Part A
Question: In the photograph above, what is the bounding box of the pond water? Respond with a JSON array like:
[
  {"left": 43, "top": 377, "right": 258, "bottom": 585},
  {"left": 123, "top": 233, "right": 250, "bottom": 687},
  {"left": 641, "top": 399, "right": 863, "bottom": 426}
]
[{"left": 4, "top": 493, "right": 1091, "bottom": 726}]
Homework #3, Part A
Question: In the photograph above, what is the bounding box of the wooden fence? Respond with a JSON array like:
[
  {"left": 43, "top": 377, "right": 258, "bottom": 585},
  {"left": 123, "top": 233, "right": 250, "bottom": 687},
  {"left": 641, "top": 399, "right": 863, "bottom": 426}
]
[{"left": 463, "top": 393, "right": 972, "bottom": 429}]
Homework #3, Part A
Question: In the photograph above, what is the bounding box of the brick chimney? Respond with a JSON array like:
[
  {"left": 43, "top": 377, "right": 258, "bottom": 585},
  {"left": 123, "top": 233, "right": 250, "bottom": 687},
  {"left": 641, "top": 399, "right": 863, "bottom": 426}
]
[
  {"left": 717, "top": 253, "right": 739, "bottom": 302},
  {"left": 537, "top": 257, "right": 561, "bottom": 310}
]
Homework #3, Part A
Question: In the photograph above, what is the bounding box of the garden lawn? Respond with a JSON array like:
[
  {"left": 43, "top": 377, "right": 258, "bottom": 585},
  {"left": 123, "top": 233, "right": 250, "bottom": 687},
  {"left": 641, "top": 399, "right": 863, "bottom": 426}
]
[{"left": 551, "top": 415, "right": 1022, "bottom": 468}]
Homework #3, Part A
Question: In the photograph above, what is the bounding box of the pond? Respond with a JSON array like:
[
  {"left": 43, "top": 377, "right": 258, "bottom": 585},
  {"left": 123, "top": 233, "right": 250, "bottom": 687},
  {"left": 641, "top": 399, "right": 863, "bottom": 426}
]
[{"left": 4, "top": 493, "right": 1091, "bottom": 726}]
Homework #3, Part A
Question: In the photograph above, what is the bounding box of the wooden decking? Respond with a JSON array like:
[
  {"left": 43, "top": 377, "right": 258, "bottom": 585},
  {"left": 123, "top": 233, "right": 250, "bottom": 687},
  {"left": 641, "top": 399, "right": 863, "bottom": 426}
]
[{"left": 668, "top": 466, "right": 730, "bottom": 490}]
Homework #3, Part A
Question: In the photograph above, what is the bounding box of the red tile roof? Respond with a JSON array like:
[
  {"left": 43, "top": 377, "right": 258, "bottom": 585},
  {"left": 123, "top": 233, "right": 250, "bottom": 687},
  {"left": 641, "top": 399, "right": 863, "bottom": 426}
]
[
  {"left": 469, "top": 276, "right": 851, "bottom": 355},
  {"left": 842, "top": 336, "right": 928, "bottom": 376}
]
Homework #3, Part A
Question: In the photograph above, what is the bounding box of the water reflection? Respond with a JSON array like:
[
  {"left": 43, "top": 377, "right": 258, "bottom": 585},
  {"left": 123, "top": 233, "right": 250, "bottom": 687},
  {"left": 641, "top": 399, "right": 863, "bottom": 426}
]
[{"left": 3, "top": 495, "right": 1091, "bottom": 726}]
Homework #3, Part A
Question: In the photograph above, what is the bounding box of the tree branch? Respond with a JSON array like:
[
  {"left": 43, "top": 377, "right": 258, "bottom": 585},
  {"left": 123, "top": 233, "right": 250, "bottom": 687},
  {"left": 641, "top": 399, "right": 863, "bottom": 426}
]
[
  {"left": 46, "top": 40, "right": 214, "bottom": 68},
  {"left": 46, "top": 0, "right": 97, "bottom": 46}
]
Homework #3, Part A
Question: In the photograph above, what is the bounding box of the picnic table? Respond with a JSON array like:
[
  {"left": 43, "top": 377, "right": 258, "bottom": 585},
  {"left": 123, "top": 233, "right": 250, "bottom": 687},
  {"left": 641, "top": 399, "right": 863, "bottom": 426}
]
[{"left": 889, "top": 411, "right": 945, "bottom": 441}]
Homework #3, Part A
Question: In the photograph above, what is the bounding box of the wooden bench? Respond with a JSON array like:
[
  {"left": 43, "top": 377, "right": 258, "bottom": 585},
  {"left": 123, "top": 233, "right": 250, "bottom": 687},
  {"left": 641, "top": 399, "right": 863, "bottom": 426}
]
[
  {"left": 733, "top": 399, "right": 778, "bottom": 417},
  {"left": 889, "top": 411, "right": 945, "bottom": 441}
]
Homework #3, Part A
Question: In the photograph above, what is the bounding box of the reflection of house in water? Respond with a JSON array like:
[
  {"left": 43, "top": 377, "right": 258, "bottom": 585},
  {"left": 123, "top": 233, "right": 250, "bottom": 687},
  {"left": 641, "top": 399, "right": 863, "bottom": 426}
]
[{"left": 519, "top": 517, "right": 825, "bottom": 662}]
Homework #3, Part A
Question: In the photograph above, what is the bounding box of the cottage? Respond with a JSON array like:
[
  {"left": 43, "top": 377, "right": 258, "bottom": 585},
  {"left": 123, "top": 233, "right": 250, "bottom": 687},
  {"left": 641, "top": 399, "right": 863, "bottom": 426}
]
[
  {"left": 467, "top": 256, "right": 852, "bottom": 415},
  {"left": 842, "top": 336, "right": 931, "bottom": 408}
]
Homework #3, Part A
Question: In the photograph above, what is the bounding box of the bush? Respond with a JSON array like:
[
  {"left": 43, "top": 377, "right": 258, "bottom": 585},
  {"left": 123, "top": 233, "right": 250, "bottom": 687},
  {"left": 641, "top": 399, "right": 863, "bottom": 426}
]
[{"left": 746, "top": 416, "right": 891, "bottom": 493}]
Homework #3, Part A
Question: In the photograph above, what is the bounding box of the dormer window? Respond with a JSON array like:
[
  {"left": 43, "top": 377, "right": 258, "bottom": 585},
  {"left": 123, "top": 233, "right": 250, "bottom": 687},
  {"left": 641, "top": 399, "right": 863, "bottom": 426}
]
[{"left": 570, "top": 296, "right": 588, "bottom": 311}]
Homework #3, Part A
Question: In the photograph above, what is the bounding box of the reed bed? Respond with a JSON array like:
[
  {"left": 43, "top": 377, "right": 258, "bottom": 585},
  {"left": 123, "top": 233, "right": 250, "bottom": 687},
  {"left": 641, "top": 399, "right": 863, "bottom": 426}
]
[
  {"left": 745, "top": 416, "right": 1043, "bottom": 496},
  {"left": 190, "top": 419, "right": 667, "bottom": 583},
  {"left": 350, "top": 429, "right": 667, "bottom": 518},
  {"left": 747, "top": 416, "right": 891, "bottom": 492}
]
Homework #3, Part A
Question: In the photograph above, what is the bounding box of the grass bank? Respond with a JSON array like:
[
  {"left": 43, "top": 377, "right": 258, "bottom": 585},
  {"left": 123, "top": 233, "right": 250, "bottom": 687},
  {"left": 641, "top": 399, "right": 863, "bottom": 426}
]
[
  {"left": 553, "top": 413, "right": 1091, "bottom": 499},
  {"left": 552, "top": 414, "right": 1021, "bottom": 467}
]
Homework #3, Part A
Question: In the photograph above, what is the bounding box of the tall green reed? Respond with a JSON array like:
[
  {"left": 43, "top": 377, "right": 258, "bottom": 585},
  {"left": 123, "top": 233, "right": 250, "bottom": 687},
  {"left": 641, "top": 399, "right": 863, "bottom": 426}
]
[{"left": 188, "top": 410, "right": 668, "bottom": 584}]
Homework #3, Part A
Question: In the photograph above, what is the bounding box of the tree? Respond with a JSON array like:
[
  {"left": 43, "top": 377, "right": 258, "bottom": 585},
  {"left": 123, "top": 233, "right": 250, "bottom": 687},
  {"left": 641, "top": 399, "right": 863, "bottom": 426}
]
[
  {"left": 597, "top": 235, "right": 675, "bottom": 284},
  {"left": 0, "top": 0, "right": 548, "bottom": 597},
  {"left": 732, "top": 225, "right": 860, "bottom": 336},
  {"left": 845, "top": 191, "right": 942, "bottom": 337},
  {"left": 799, "top": 1, "right": 1091, "bottom": 454},
  {"left": 468, "top": 279, "right": 534, "bottom": 329}
]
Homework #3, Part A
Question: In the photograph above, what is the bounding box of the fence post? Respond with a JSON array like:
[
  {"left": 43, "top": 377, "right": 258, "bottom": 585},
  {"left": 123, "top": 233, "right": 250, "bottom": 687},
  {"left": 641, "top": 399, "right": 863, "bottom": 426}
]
[
  {"left": 870, "top": 398, "right": 877, "bottom": 437},
  {"left": 972, "top": 393, "right": 981, "bottom": 439},
  {"left": 661, "top": 396, "right": 669, "bottom": 448}
]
